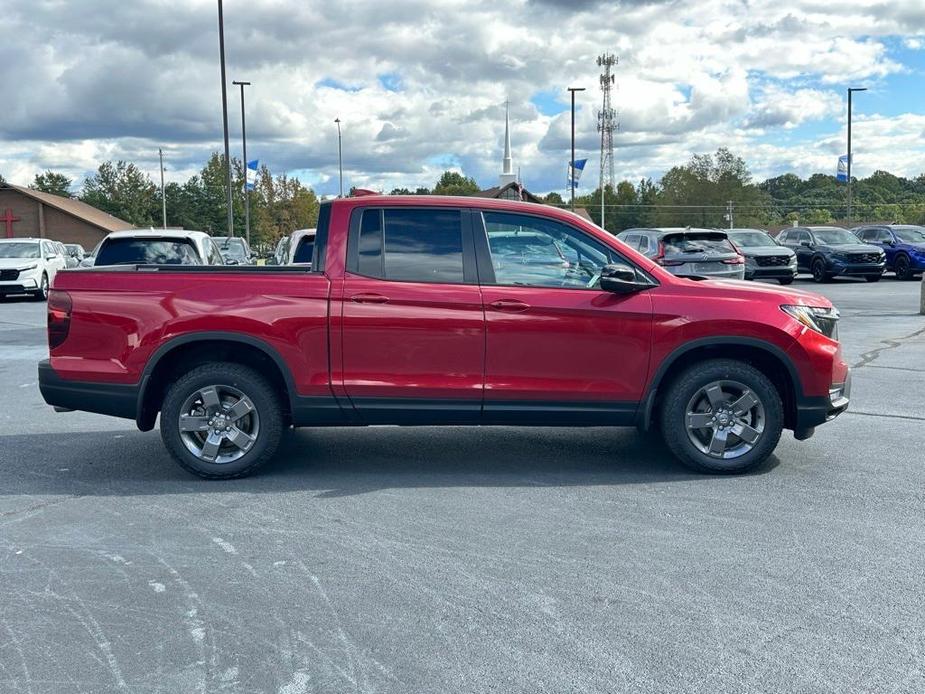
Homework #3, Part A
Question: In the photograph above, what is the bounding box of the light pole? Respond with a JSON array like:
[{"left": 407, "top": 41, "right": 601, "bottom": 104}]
[
  {"left": 233, "top": 80, "right": 251, "bottom": 246},
  {"left": 567, "top": 87, "right": 585, "bottom": 211},
  {"left": 847, "top": 87, "right": 866, "bottom": 226},
  {"left": 217, "top": 0, "right": 234, "bottom": 236},
  {"left": 334, "top": 118, "right": 343, "bottom": 197},
  {"left": 159, "top": 148, "right": 166, "bottom": 229}
]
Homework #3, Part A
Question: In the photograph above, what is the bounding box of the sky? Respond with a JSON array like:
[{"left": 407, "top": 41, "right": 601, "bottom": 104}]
[{"left": 2, "top": 0, "right": 924, "bottom": 197}]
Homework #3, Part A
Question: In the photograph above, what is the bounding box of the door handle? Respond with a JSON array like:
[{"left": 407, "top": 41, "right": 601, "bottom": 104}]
[
  {"left": 489, "top": 299, "right": 530, "bottom": 312},
  {"left": 350, "top": 293, "right": 389, "bottom": 304}
]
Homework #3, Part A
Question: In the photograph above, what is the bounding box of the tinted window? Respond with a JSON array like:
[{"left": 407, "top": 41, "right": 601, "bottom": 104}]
[
  {"left": 95, "top": 238, "right": 201, "bottom": 266},
  {"left": 778, "top": 231, "right": 791, "bottom": 243},
  {"left": 483, "top": 211, "right": 628, "bottom": 289},
  {"left": 293, "top": 237, "right": 315, "bottom": 264},
  {"left": 894, "top": 226, "right": 925, "bottom": 243},
  {"left": 728, "top": 231, "right": 775, "bottom": 247},
  {"left": 662, "top": 234, "right": 735, "bottom": 255},
  {"left": 638, "top": 235, "right": 651, "bottom": 253},
  {"left": 812, "top": 228, "right": 858, "bottom": 245},
  {"left": 356, "top": 208, "right": 464, "bottom": 283},
  {"left": 797, "top": 231, "right": 811, "bottom": 244}
]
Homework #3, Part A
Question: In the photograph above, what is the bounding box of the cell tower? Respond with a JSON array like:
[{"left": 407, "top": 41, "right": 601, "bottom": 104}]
[{"left": 597, "top": 53, "right": 618, "bottom": 194}]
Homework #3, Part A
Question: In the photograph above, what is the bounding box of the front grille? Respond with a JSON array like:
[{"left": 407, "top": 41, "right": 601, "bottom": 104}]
[
  {"left": 848, "top": 253, "right": 880, "bottom": 264},
  {"left": 0, "top": 269, "right": 20, "bottom": 281},
  {"left": 754, "top": 255, "right": 790, "bottom": 267}
]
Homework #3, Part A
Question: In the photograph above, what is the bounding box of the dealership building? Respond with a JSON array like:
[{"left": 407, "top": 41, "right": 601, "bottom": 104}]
[{"left": 0, "top": 183, "right": 133, "bottom": 250}]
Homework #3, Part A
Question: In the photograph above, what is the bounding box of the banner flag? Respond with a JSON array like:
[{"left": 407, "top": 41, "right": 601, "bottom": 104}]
[
  {"left": 568, "top": 158, "right": 588, "bottom": 189},
  {"left": 836, "top": 155, "right": 849, "bottom": 182},
  {"left": 245, "top": 160, "right": 259, "bottom": 191}
]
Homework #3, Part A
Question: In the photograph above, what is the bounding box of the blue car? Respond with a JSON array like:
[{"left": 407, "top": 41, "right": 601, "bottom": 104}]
[{"left": 853, "top": 225, "right": 925, "bottom": 280}]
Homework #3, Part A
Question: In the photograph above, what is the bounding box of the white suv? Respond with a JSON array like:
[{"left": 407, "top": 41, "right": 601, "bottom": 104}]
[{"left": 0, "top": 238, "right": 68, "bottom": 301}]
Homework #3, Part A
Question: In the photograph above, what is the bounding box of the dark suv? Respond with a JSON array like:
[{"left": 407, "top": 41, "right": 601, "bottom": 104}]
[
  {"left": 852, "top": 224, "right": 925, "bottom": 280},
  {"left": 778, "top": 226, "right": 885, "bottom": 283}
]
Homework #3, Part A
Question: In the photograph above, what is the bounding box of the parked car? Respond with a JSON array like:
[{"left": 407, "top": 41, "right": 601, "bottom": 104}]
[
  {"left": 213, "top": 236, "right": 255, "bottom": 265},
  {"left": 51, "top": 241, "right": 78, "bottom": 269},
  {"left": 79, "top": 241, "right": 101, "bottom": 268},
  {"left": 40, "top": 196, "right": 849, "bottom": 479},
  {"left": 852, "top": 224, "right": 925, "bottom": 280},
  {"left": 92, "top": 229, "right": 225, "bottom": 267},
  {"left": 0, "top": 238, "right": 68, "bottom": 300},
  {"left": 617, "top": 228, "right": 745, "bottom": 280},
  {"left": 64, "top": 243, "right": 86, "bottom": 265},
  {"left": 778, "top": 226, "right": 885, "bottom": 283},
  {"left": 266, "top": 229, "right": 316, "bottom": 265},
  {"left": 726, "top": 228, "right": 797, "bottom": 284}
]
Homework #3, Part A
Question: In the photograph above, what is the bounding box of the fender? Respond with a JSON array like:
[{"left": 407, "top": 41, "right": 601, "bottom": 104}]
[
  {"left": 636, "top": 336, "right": 804, "bottom": 431},
  {"left": 135, "top": 331, "right": 303, "bottom": 430}
]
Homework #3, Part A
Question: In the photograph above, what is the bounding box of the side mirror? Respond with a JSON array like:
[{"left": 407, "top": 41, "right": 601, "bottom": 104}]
[
  {"left": 599, "top": 264, "right": 649, "bottom": 294},
  {"left": 800, "top": 240, "right": 812, "bottom": 248}
]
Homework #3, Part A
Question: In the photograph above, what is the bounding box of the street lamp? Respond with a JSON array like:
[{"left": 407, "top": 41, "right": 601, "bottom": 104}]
[
  {"left": 567, "top": 87, "right": 586, "bottom": 211},
  {"left": 334, "top": 118, "right": 343, "bottom": 197},
  {"left": 217, "top": 0, "right": 234, "bottom": 236},
  {"left": 233, "top": 80, "right": 251, "bottom": 246},
  {"left": 847, "top": 87, "right": 867, "bottom": 226}
]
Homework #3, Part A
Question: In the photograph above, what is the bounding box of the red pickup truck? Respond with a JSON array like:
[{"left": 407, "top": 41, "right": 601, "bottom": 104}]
[{"left": 40, "top": 195, "right": 850, "bottom": 479}]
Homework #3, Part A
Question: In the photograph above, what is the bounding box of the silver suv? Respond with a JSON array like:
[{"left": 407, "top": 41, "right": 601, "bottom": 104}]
[{"left": 617, "top": 228, "right": 745, "bottom": 280}]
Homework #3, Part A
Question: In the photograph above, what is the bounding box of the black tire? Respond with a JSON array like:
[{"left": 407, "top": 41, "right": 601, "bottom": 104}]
[
  {"left": 865, "top": 274, "right": 881, "bottom": 283},
  {"left": 659, "top": 359, "right": 783, "bottom": 474},
  {"left": 160, "top": 362, "right": 284, "bottom": 479},
  {"left": 894, "top": 255, "right": 913, "bottom": 281},
  {"left": 811, "top": 259, "right": 830, "bottom": 283},
  {"left": 32, "top": 273, "right": 49, "bottom": 301},
  {"left": 778, "top": 277, "right": 794, "bottom": 285}
]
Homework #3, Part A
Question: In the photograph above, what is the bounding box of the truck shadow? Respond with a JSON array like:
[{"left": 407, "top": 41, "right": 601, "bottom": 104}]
[{"left": 0, "top": 426, "right": 779, "bottom": 498}]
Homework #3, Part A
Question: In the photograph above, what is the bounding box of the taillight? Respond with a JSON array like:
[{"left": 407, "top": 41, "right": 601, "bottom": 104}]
[
  {"left": 47, "top": 289, "right": 72, "bottom": 349},
  {"left": 723, "top": 255, "right": 745, "bottom": 265},
  {"left": 654, "top": 241, "right": 684, "bottom": 267}
]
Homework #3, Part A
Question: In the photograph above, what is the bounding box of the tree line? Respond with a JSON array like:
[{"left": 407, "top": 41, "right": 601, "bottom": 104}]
[{"left": 20, "top": 148, "right": 925, "bottom": 246}]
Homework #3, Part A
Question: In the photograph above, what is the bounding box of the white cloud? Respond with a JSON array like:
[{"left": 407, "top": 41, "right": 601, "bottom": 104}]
[{"left": 1, "top": 0, "right": 923, "bottom": 196}]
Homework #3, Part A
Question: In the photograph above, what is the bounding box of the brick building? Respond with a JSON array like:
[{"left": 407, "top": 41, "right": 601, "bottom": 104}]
[{"left": 0, "top": 184, "right": 133, "bottom": 250}]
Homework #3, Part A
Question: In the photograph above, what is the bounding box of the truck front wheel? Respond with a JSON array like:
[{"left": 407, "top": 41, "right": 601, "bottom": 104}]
[
  {"left": 160, "top": 362, "right": 284, "bottom": 479},
  {"left": 658, "top": 359, "right": 783, "bottom": 474}
]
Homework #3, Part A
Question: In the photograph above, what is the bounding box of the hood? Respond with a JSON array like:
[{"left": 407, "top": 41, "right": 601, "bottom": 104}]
[
  {"left": 689, "top": 277, "right": 833, "bottom": 308},
  {"left": 820, "top": 243, "right": 881, "bottom": 254},
  {"left": 901, "top": 242, "right": 925, "bottom": 253},
  {"left": 0, "top": 257, "right": 40, "bottom": 270},
  {"left": 739, "top": 246, "right": 794, "bottom": 258}
]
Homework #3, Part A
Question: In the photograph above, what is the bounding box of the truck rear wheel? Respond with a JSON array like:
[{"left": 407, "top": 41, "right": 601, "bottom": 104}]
[
  {"left": 659, "top": 359, "right": 783, "bottom": 474},
  {"left": 161, "top": 362, "right": 283, "bottom": 479}
]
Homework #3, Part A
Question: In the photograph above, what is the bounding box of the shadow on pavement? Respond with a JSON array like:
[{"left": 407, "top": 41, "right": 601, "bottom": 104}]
[{"left": 0, "top": 426, "right": 780, "bottom": 498}]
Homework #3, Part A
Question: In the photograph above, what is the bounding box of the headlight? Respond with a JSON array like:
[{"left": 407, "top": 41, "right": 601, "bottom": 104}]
[
  {"left": 781, "top": 305, "right": 839, "bottom": 339},
  {"left": 788, "top": 255, "right": 797, "bottom": 265},
  {"left": 832, "top": 252, "right": 848, "bottom": 261},
  {"left": 18, "top": 264, "right": 38, "bottom": 272}
]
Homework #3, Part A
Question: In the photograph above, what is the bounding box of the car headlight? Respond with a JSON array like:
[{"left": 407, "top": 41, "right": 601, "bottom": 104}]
[
  {"left": 832, "top": 252, "right": 848, "bottom": 261},
  {"left": 788, "top": 255, "right": 797, "bottom": 265},
  {"left": 781, "top": 305, "right": 839, "bottom": 340},
  {"left": 18, "top": 264, "right": 39, "bottom": 273}
]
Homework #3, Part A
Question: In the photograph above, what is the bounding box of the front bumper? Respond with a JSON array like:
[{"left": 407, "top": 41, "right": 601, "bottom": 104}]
[
  {"left": 827, "top": 261, "right": 884, "bottom": 277},
  {"left": 745, "top": 266, "right": 797, "bottom": 280},
  {"left": 38, "top": 360, "right": 139, "bottom": 420},
  {"left": 795, "top": 371, "right": 851, "bottom": 432},
  {"left": 0, "top": 277, "right": 39, "bottom": 294},
  {"left": 669, "top": 266, "right": 746, "bottom": 280}
]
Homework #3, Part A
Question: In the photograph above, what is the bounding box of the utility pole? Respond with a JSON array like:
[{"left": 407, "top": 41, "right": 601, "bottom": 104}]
[
  {"left": 159, "top": 148, "right": 167, "bottom": 229},
  {"left": 727, "top": 200, "right": 734, "bottom": 229},
  {"left": 847, "top": 87, "right": 866, "bottom": 227},
  {"left": 217, "top": 0, "right": 234, "bottom": 236},
  {"left": 597, "top": 54, "right": 618, "bottom": 231},
  {"left": 233, "top": 80, "right": 251, "bottom": 245},
  {"left": 567, "top": 87, "right": 585, "bottom": 211},
  {"left": 334, "top": 118, "right": 343, "bottom": 197}
]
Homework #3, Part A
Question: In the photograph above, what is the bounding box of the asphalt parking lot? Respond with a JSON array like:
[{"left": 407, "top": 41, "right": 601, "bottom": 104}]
[{"left": 1, "top": 277, "right": 923, "bottom": 693}]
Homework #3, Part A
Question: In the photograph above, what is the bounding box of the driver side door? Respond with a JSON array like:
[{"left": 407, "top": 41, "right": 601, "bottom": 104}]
[{"left": 476, "top": 210, "right": 654, "bottom": 424}]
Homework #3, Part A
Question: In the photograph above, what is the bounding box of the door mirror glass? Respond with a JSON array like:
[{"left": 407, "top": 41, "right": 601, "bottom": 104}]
[
  {"left": 599, "top": 264, "right": 649, "bottom": 294},
  {"left": 800, "top": 240, "right": 812, "bottom": 248}
]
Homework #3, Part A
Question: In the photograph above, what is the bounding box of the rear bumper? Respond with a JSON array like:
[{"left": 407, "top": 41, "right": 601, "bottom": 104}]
[{"left": 38, "top": 359, "right": 139, "bottom": 420}]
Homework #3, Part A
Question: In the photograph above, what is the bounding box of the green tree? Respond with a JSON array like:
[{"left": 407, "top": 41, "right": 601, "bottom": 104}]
[
  {"left": 389, "top": 187, "right": 413, "bottom": 195},
  {"left": 432, "top": 170, "right": 479, "bottom": 196},
  {"left": 32, "top": 171, "right": 73, "bottom": 197},
  {"left": 543, "top": 191, "right": 564, "bottom": 206},
  {"left": 80, "top": 161, "right": 158, "bottom": 226}
]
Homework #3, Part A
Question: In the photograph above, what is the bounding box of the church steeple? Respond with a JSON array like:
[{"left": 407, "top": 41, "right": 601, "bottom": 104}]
[{"left": 499, "top": 100, "right": 517, "bottom": 187}]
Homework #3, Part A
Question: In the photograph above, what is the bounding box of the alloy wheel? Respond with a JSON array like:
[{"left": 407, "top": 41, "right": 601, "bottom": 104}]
[
  {"left": 178, "top": 384, "right": 260, "bottom": 464},
  {"left": 895, "top": 256, "right": 910, "bottom": 280},
  {"left": 685, "top": 380, "right": 766, "bottom": 459}
]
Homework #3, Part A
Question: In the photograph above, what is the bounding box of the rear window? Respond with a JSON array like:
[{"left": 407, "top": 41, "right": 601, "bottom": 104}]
[
  {"left": 95, "top": 238, "right": 201, "bottom": 266},
  {"left": 662, "top": 234, "right": 735, "bottom": 254},
  {"left": 293, "top": 237, "right": 314, "bottom": 264}
]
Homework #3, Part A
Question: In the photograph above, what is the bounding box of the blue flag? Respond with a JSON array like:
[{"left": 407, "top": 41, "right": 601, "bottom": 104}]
[
  {"left": 245, "top": 159, "right": 259, "bottom": 191},
  {"left": 836, "top": 155, "right": 849, "bottom": 182},
  {"left": 568, "top": 159, "right": 588, "bottom": 190}
]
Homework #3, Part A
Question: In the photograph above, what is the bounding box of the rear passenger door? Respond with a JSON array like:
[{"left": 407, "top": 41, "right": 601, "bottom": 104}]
[{"left": 337, "top": 206, "right": 485, "bottom": 423}]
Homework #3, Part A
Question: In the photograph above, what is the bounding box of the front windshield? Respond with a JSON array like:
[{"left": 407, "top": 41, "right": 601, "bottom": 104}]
[
  {"left": 0, "top": 242, "right": 40, "bottom": 259},
  {"left": 729, "top": 231, "right": 776, "bottom": 247},
  {"left": 813, "top": 228, "right": 859, "bottom": 245},
  {"left": 216, "top": 238, "right": 248, "bottom": 261},
  {"left": 894, "top": 226, "right": 925, "bottom": 243}
]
